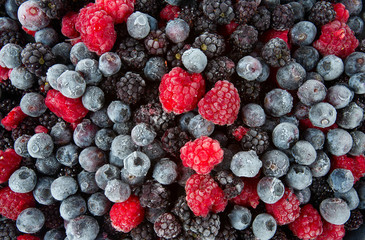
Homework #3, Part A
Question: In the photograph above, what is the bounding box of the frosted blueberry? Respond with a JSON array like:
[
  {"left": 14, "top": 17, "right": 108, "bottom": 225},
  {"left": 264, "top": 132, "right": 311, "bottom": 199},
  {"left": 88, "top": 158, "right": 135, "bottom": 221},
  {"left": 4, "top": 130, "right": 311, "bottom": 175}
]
[
  {"left": 95, "top": 129, "right": 116, "bottom": 151},
  {"left": 60, "top": 195, "right": 87, "bottom": 220},
  {"left": 316, "top": 55, "right": 344, "bottom": 81},
  {"left": 295, "top": 187, "right": 311, "bottom": 205},
  {"left": 272, "top": 122, "right": 299, "bottom": 150},
  {"left": 188, "top": 114, "right": 215, "bottom": 138},
  {"left": 77, "top": 171, "right": 99, "bottom": 194},
  {"left": 165, "top": 18, "right": 190, "bottom": 43},
  {"left": 16, "top": 208, "right": 45, "bottom": 234},
  {"left": 241, "top": 103, "right": 266, "bottom": 127},
  {"left": 44, "top": 229, "right": 65, "bottom": 240},
  {"left": 291, "top": 140, "right": 317, "bottom": 165},
  {"left": 309, "top": 151, "right": 331, "bottom": 178},
  {"left": 290, "top": 21, "right": 317, "bottom": 46},
  {"left": 182, "top": 48, "right": 207, "bottom": 73},
  {"left": 120, "top": 168, "right": 145, "bottom": 186},
  {"left": 79, "top": 147, "right": 106, "bottom": 172},
  {"left": 261, "top": 150, "right": 290, "bottom": 178},
  {"left": 0, "top": 43, "right": 22, "bottom": 68},
  {"left": 152, "top": 158, "right": 178, "bottom": 185},
  {"left": 326, "top": 128, "right": 353, "bottom": 156},
  {"left": 142, "top": 140, "right": 166, "bottom": 161},
  {"left": 127, "top": 11, "right": 150, "bottom": 40},
  {"left": 75, "top": 59, "right": 103, "bottom": 85},
  {"left": 264, "top": 89, "right": 293, "bottom": 117},
  {"left": 303, "top": 128, "right": 325, "bottom": 150},
  {"left": 56, "top": 70, "right": 86, "bottom": 98},
  {"left": 70, "top": 42, "right": 96, "bottom": 66},
  {"left": 56, "top": 144, "right": 79, "bottom": 167},
  {"left": 82, "top": 86, "right": 105, "bottom": 112},
  {"left": 10, "top": 66, "right": 36, "bottom": 90},
  {"left": 297, "top": 80, "right": 327, "bottom": 106},
  {"left": 27, "top": 133, "right": 54, "bottom": 159},
  {"left": 20, "top": 92, "right": 47, "bottom": 117},
  {"left": 276, "top": 62, "right": 306, "bottom": 90},
  {"left": 236, "top": 56, "right": 262, "bottom": 81},
  {"left": 320, "top": 198, "right": 351, "bottom": 225},
  {"left": 35, "top": 27, "right": 59, "bottom": 47},
  {"left": 14, "top": 135, "right": 31, "bottom": 158},
  {"left": 336, "top": 102, "right": 363, "bottom": 129},
  {"left": 104, "top": 179, "right": 131, "bottom": 203},
  {"left": 349, "top": 131, "right": 365, "bottom": 156},
  {"left": 144, "top": 57, "right": 168, "bottom": 81},
  {"left": 110, "top": 135, "right": 137, "bottom": 164},
  {"left": 349, "top": 72, "right": 365, "bottom": 94},
  {"left": 46, "top": 64, "right": 68, "bottom": 90},
  {"left": 328, "top": 168, "right": 354, "bottom": 193},
  {"left": 50, "top": 176, "right": 78, "bottom": 201},
  {"left": 230, "top": 150, "right": 262, "bottom": 177},
  {"left": 228, "top": 205, "right": 252, "bottom": 230},
  {"left": 334, "top": 188, "right": 360, "bottom": 210},
  {"left": 88, "top": 192, "right": 111, "bottom": 216},
  {"left": 50, "top": 121, "right": 72, "bottom": 146},
  {"left": 99, "top": 52, "right": 122, "bottom": 77},
  {"left": 107, "top": 101, "right": 131, "bottom": 124},
  {"left": 95, "top": 164, "right": 120, "bottom": 190},
  {"left": 252, "top": 213, "right": 277, "bottom": 240},
  {"left": 257, "top": 177, "right": 285, "bottom": 204},
  {"left": 35, "top": 155, "right": 61, "bottom": 176},
  {"left": 73, "top": 120, "right": 99, "bottom": 148},
  {"left": 131, "top": 123, "right": 157, "bottom": 146},
  {"left": 286, "top": 164, "right": 312, "bottom": 190},
  {"left": 9, "top": 167, "right": 37, "bottom": 193},
  {"left": 66, "top": 215, "right": 99, "bottom": 240},
  {"left": 309, "top": 102, "right": 337, "bottom": 128},
  {"left": 33, "top": 177, "right": 56, "bottom": 205},
  {"left": 124, "top": 151, "right": 151, "bottom": 177}
]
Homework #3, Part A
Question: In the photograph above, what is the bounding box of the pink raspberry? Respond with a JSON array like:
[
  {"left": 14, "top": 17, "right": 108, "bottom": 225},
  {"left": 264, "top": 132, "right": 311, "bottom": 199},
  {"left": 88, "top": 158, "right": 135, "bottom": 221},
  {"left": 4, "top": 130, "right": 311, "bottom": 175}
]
[
  {"left": 160, "top": 4, "right": 180, "bottom": 22},
  {"left": 0, "top": 66, "right": 10, "bottom": 82},
  {"left": 95, "top": 0, "right": 135, "bottom": 24},
  {"left": 1, "top": 106, "right": 27, "bottom": 131},
  {"left": 289, "top": 204, "right": 323, "bottom": 240},
  {"left": 61, "top": 11, "right": 80, "bottom": 39},
  {"left": 333, "top": 3, "right": 349, "bottom": 23},
  {"left": 231, "top": 177, "right": 260, "bottom": 209},
  {"left": 0, "top": 149, "right": 22, "bottom": 184},
  {"left": 0, "top": 187, "right": 35, "bottom": 220}
]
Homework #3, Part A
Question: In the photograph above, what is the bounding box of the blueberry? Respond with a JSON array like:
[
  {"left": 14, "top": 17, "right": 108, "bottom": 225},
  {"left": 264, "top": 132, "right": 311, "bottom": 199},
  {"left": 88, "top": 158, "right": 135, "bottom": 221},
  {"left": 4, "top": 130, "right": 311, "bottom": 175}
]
[
  {"left": 276, "top": 62, "right": 306, "bottom": 90},
  {"left": 334, "top": 188, "right": 360, "bottom": 210},
  {"left": 33, "top": 177, "right": 56, "bottom": 205},
  {"left": 306, "top": 71, "right": 324, "bottom": 82},
  {"left": 46, "top": 64, "right": 69, "bottom": 90},
  {"left": 261, "top": 150, "right": 290, "bottom": 178},
  {"left": 182, "top": 48, "right": 207, "bottom": 73},
  {"left": 0, "top": 43, "right": 22, "bottom": 68},
  {"left": 75, "top": 59, "right": 103, "bottom": 85},
  {"left": 95, "top": 129, "right": 116, "bottom": 151},
  {"left": 349, "top": 72, "right": 365, "bottom": 94},
  {"left": 144, "top": 57, "right": 168, "bottom": 81},
  {"left": 113, "top": 121, "right": 134, "bottom": 135},
  {"left": 341, "top": 0, "right": 362, "bottom": 15},
  {"left": 20, "top": 92, "right": 47, "bottom": 117},
  {"left": 120, "top": 168, "right": 145, "bottom": 186},
  {"left": 10, "top": 66, "right": 36, "bottom": 90},
  {"left": 142, "top": 140, "right": 166, "bottom": 161},
  {"left": 317, "top": 55, "right": 344, "bottom": 81},
  {"left": 320, "top": 198, "right": 350, "bottom": 225},
  {"left": 344, "top": 52, "right": 365, "bottom": 76},
  {"left": 99, "top": 52, "right": 122, "bottom": 77},
  {"left": 16, "top": 208, "right": 45, "bottom": 234},
  {"left": 60, "top": 195, "right": 87, "bottom": 220},
  {"left": 257, "top": 176, "right": 285, "bottom": 204},
  {"left": 66, "top": 215, "right": 99, "bottom": 240},
  {"left": 256, "top": 58, "right": 270, "bottom": 82},
  {"left": 77, "top": 170, "right": 99, "bottom": 194},
  {"left": 188, "top": 114, "right": 215, "bottom": 138},
  {"left": 17, "top": 0, "right": 50, "bottom": 31},
  {"left": 326, "top": 128, "right": 353, "bottom": 156},
  {"left": 231, "top": 150, "right": 262, "bottom": 177},
  {"left": 293, "top": 102, "right": 310, "bottom": 120},
  {"left": 252, "top": 213, "right": 277, "bottom": 240},
  {"left": 347, "top": 16, "right": 364, "bottom": 35},
  {"left": 27, "top": 133, "right": 54, "bottom": 159},
  {"left": 95, "top": 164, "right": 120, "bottom": 190},
  {"left": 82, "top": 86, "right": 105, "bottom": 112},
  {"left": 105, "top": 179, "right": 131, "bottom": 203},
  {"left": 79, "top": 147, "right": 106, "bottom": 172},
  {"left": 127, "top": 11, "right": 151, "bottom": 40},
  {"left": 288, "top": 1, "right": 305, "bottom": 22},
  {"left": 73, "top": 119, "right": 99, "bottom": 148},
  {"left": 290, "top": 21, "right": 317, "bottom": 46},
  {"left": 285, "top": 164, "right": 312, "bottom": 190},
  {"left": 297, "top": 80, "right": 327, "bottom": 106},
  {"left": 36, "top": 155, "right": 61, "bottom": 175},
  {"left": 56, "top": 70, "right": 86, "bottom": 99},
  {"left": 131, "top": 123, "right": 156, "bottom": 147},
  {"left": 291, "top": 140, "right": 317, "bottom": 165},
  {"left": 303, "top": 128, "right": 325, "bottom": 150},
  {"left": 70, "top": 42, "right": 96, "bottom": 66},
  {"left": 56, "top": 144, "right": 79, "bottom": 167},
  {"left": 35, "top": 27, "right": 59, "bottom": 47},
  {"left": 272, "top": 122, "right": 299, "bottom": 150},
  {"left": 124, "top": 151, "right": 151, "bottom": 177},
  {"left": 88, "top": 192, "right": 111, "bottom": 216},
  {"left": 9, "top": 167, "right": 36, "bottom": 193},
  {"left": 110, "top": 135, "right": 137, "bottom": 165},
  {"left": 309, "top": 151, "right": 331, "bottom": 178},
  {"left": 152, "top": 158, "right": 178, "bottom": 185},
  {"left": 337, "top": 102, "right": 363, "bottom": 129},
  {"left": 264, "top": 89, "right": 293, "bottom": 117},
  {"left": 349, "top": 131, "right": 365, "bottom": 156},
  {"left": 91, "top": 107, "right": 114, "bottom": 128},
  {"left": 165, "top": 18, "right": 190, "bottom": 43},
  {"left": 295, "top": 187, "right": 311, "bottom": 205},
  {"left": 228, "top": 205, "right": 252, "bottom": 230},
  {"left": 107, "top": 101, "right": 131, "bottom": 124},
  {"left": 326, "top": 85, "right": 354, "bottom": 109},
  {"left": 309, "top": 102, "right": 337, "bottom": 128},
  {"left": 14, "top": 135, "right": 31, "bottom": 157},
  {"left": 236, "top": 56, "right": 263, "bottom": 81},
  {"left": 328, "top": 168, "right": 354, "bottom": 193},
  {"left": 50, "top": 176, "right": 78, "bottom": 201},
  {"left": 52, "top": 42, "right": 72, "bottom": 64},
  {"left": 44, "top": 229, "right": 65, "bottom": 240}
]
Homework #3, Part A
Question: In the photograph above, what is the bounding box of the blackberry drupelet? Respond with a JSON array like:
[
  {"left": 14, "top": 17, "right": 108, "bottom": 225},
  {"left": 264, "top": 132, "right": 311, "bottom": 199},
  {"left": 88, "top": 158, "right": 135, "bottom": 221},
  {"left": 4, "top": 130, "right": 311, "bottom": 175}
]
[
  {"left": 0, "top": 219, "right": 18, "bottom": 240},
  {"left": 184, "top": 214, "right": 220, "bottom": 239},
  {"left": 192, "top": 32, "right": 226, "bottom": 59},
  {"left": 134, "top": 0, "right": 161, "bottom": 17},
  {"left": 271, "top": 227, "right": 288, "bottom": 240},
  {"left": 11, "top": 117, "right": 39, "bottom": 141},
  {"left": 99, "top": 72, "right": 122, "bottom": 102},
  {"left": 101, "top": 215, "right": 129, "bottom": 239},
  {"left": 133, "top": 101, "right": 176, "bottom": 136},
  {"left": 345, "top": 209, "right": 364, "bottom": 231},
  {"left": 215, "top": 222, "right": 237, "bottom": 240},
  {"left": 235, "top": 78, "right": 262, "bottom": 104},
  {"left": 194, "top": 15, "right": 218, "bottom": 35},
  {"left": 250, "top": 6, "right": 271, "bottom": 33},
  {"left": 204, "top": 56, "right": 235, "bottom": 84},
  {"left": 57, "top": 165, "right": 82, "bottom": 178},
  {"left": 309, "top": 177, "right": 334, "bottom": 208},
  {"left": 116, "top": 72, "right": 146, "bottom": 105},
  {"left": 38, "top": 110, "right": 61, "bottom": 130},
  {"left": 144, "top": 30, "right": 169, "bottom": 55},
  {"left": 142, "top": 82, "right": 160, "bottom": 104},
  {"left": 0, "top": 98, "right": 18, "bottom": 116},
  {"left": 117, "top": 37, "right": 148, "bottom": 70},
  {"left": 234, "top": 0, "right": 257, "bottom": 24},
  {"left": 21, "top": 42, "right": 56, "bottom": 77},
  {"left": 131, "top": 221, "right": 156, "bottom": 240},
  {"left": 0, "top": 31, "right": 24, "bottom": 48},
  {"left": 140, "top": 180, "right": 171, "bottom": 209},
  {"left": 40, "top": 203, "right": 64, "bottom": 229},
  {"left": 179, "top": 5, "right": 200, "bottom": 28},
  {"left": 237, "top": 227, "right": 256, "bottom": 240},
  {"left": 308, "top": 1, "right": 336, "bottom": 26},
  {"left": 262, "top": 37, "right": 291, "bottom": 68},
  {"left": 166, "top": 42, "right": 191, "bottom": 68},
  {"left": 241, "top": 128, "right": 270, "bottom": 155},
  {"left": 161, "top": 127, "right": 191, "bottom": 158},
  {"left": 202, "top": 0, "right": 235, "bottom": 25},
  {"left": 154, "top": 213, "right": 182, "bottom": 239},
  {"left": 271, "top": 4, "right": 295, "bottom": 31},
  {"left": 171, "top": 195, "right": 192, "bottom": 223},
  {"left": 0, "top": 129, "right": 14, "bottom": 151},
  {"left": 20, "top": 157, "right": 35, "bottom": 170},
  {"left": 230, "top": 24, "right": 258, "bottom": 59},
  {"left": 0, "top": 80, "right": 24, "bottom": 98},
  {"left": 39, "top": 0, "right": 70, "bottom": 19},
  {"left": 214, "top": 170, "right": 244, "bottom": 199}
]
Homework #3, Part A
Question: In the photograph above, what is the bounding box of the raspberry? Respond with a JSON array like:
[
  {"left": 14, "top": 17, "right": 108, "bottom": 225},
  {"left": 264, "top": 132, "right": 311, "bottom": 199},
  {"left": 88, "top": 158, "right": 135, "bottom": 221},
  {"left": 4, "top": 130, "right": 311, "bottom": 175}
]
[
  {"left": 313, "top": 20, "right": 359, "bottom": 59},
  {"left": 316, "top": 221, "right": 345, "bottom": 240},
  {"left": 109, "top": 195, "right": 145, "bottom": 233},
  {"left": 0, "top": 186, "right": 35, "bottom": 220},
  {"left": 159, "top": 67, "right": 205, "bottom": 114},
  {"left": 1, "top": 106, "right": 27, "bottom": 131},
  {"left": 0, "top": 149, "right": 22, "bottom": 184},
  {"left": 228, "top": 125, "right": 249, "bottom": 141},
  {"left": 265, "top": 188, "right": 301, "bottom": 225},
  {"left": 198, "top": 80, "right": 240, "bottom": 126},
  {"left": 231, "top": 177, "right": 260, "bottom": 209},
  {"left": 0, "top": 65, "right": 10, "bottom": 82},
  {"left": 160, "top": 5, "right": 181, "bottom": 22},
  {"left": 61, "top": 11, "right": 80, "bottom": 39},
  {"left": 45, "top": 89, "right": 88, "bottom": 123},
  {"left": 333, "top": 3, "right": 349, "bottom": 23},
  {"left": 180, "top": 136, "right": 224, "bottom": 174},
  {"left": 289, "top": 204, "right": 323, "bottom": 240},
  {"left": 331, "top": 155, "right": 365, "bottom": 183},
  {"left": 17, "top": 235, "right": 40, "bottom": 240},
  {"left": 21, "top": 27, "right": 36, "bottom": 37},
  {"left": 95, "top": 0, "right": 135, "bottom": 23},
  {"left": 185, "top": 174, "right": 227, "bottom": 217},
  {"left": 262, "top": 29, "right": 289, "bottom": 47}
]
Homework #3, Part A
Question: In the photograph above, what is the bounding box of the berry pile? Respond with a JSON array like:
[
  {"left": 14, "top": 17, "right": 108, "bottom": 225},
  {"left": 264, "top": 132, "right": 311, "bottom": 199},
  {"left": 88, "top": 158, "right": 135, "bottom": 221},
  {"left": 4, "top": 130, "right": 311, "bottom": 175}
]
[{"left": 0, "top": 0, "right": 364, "bottom": 239}]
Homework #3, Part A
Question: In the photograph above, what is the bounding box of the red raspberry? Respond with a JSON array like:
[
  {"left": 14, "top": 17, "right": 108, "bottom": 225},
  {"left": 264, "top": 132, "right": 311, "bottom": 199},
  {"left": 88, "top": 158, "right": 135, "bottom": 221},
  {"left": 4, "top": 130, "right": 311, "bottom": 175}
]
[
  {"left": 331, "top": 155, "right": 365, "bottom": 183},
  {"left": 333, "top": 3, "right": 349, "bottom": 23},
  {"left": 0, "top": 187, "right": 35, "bottom": 220},
  {"left": 21, "top": 26, "right": 36, "bottom": 37},
  {"left": 96, "top": 0, "right": 135, "bottom": 24},
  {"left": 159, "top": 67, "right": 205, "bottom": 114},
  {"left": 265, "top": 188, "right": 301, "bottom": 225},
  {"left": 160, "top": 4, "right": 180, "bottom": 22},
  {"left": 316, "top": 220, "right": 345, "bottom": 240},
  {"left": 289, "top": 204, "right": 323, "bottom": 240},
  {"left": 17, "top": 235, "right": 40, "bottom": 240},
  {"left": 1, "top": 106, "right": 27, "bottom": 131},
  {"left": 230, "top": 125, "right": 248, "bottom": 141},
  {"left": 313, "top": 20, "right": 359, "bottom": 59},
  {"left": 198, "top": 80, "right": 240, "bottom": 125},
  {"left": 299, "top": 118, "right": 338, "bottom": 134},
  {"left": 219, "top": 21, "right": 239, "bottom": 37},
  {"left": 262, "top": 29, "right": 290, "bottom": 48},
  {"left": 0, "top": 65, "right": 10, "bottom": 82},
  {"left": 180, "top": 136, "right": 224, "bottom": 174},
  {"left": 61, "top": 11, "right": 80, "bottom": 39},
  {"left": 231, "top": 177, "right": 260, "bottom": 209},
  {"left": 109, "top": 195, "right": 144, "bottom": 233},
  {"left": 34, "top": 125, "right": 48, "bottom": 134},
  {"left": 185, "top": 174, "right": 227, "bottom": 217},
  {"left": 45, "top": 89, "right": 88, "bottom": 124},
  {"left": 0, "top": 149, "right": 22, "bottom": 184}
]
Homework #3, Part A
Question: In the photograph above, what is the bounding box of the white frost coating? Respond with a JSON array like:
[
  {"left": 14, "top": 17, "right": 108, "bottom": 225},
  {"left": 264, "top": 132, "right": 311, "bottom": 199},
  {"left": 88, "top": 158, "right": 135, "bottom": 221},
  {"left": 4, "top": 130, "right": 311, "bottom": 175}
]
[
  {"left": 127, "top": 11, "right": 150, "bottom": 40},
  {"left": 182, "top": 48, "right": 207, "bottom": 73}
]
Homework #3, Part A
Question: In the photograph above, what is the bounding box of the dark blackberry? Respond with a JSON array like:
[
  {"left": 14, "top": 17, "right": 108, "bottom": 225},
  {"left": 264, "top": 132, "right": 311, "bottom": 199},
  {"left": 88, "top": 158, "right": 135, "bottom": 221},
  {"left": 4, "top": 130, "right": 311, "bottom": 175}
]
[
  {"left": 40, "top": 203, "right": 64, "bottom": 229},
  {"left": 101, "top": 215, "right": 129, "bottom": 239},
  {"left": 202, "top": 0, "right": 235, "bottom": 25},
  {"left": 271, "top": 227, "right": 288, "bottom": 240},
  {"left": 99, "top": 72, "right": 122, "bottom": 103},
  {"left": 154, "top": 213, "right": 182, "bottom": 239},
  {"left": 262, "top": 37, "right": 291, "bottom": 68},
  {"left": 179, "top": 5, "right": 200, "bottom": 28},
  {"left": 166, "top": 42, "right": 191, "bottom": 68},
  {"left": 271, "top": 4, "right": 295, "bottom": 31},
  {"left": 345, "top": 209, "right": 364, "bottom": 231},
  {"left": 11, "top": 117, "right": 39, "bottom": 141},
  {"left": 359, "top": 39, "right": 365, "bottom": 52},
  {"left": 161, "top": 127, "right": 191, "bottom": 158},
  {"left": 234, "top": 0, "right": 257, "bottom": 24},
  {"left": 192, "top": 32, "right": 226, "bottom": 59},
  {"left": 39, "top": 0, "right": 70, "bottom": 19},
  {"left": 215, "top": 222, "right": 237, "bottom": 240},
  {"left": 0, "top": 31, "right": 24, "bottom": 48},
  {"left": 134, "top": 0, "right": 161, "bottom": 17},
  {"left": 117, "top": 37, "right": 148, "bottom": 70},
  {"left": 133, "top": 101, "right": 176, "bottom": 136},
  {"left": 230, "top": 24, "right": 258, "bottom": 59},
  {"left": 0, "top": 129, "right": 14, "bottom": 151},
  {"left": 235, "top": 78, "right": 262, "bottom": 104},
  {"left": 241, "top": 128, "right": 270, "bottom": 155},
  {"left": 38, "top": 110, "right": 61, "bottom": 130},
  {"left": 140, "top": 180, "right": 171, "bottom": 209},
  {"left": 214, "top": 170, "right": 244, "bottom": 199},
  {"left": 171, "top": 195, "right": 192, "bottom": 223},
  {"left": 0, "top": 219, "right": 18, "bottom": 240},
  {"left": 0, "top": 80, "right": 23, "bottom": 98},
  {"left": 308, "top": 1, "right": 336, "bottom": 26},
  {"left": 144, "top": 30, "right": 169, "bottom": 55},
  {"left": 309, "top": 177, "right": 334, "bottom": 208},
  {"left": 184, "top": 214, "right": 220, "bottom": 239},
  {"left": 130, "top": 221, "right": 156, "bottom": 240},
  {"left": 193, "top": 15, "right": 218, "bottom": 35},
  {"left": 204, "top": 56, "right": 235, "bottom": 84},
  {"left": 0, "top": 98, "right": 18, "bottom": 116},
  {"left": 237, "top": 227, "right": 256, "bottom": 240},
  {"left": 57, "top": 165, "right": 82, "bottom": 178},
  {"left": 116, "top": 72, "right": 146, "bottom": 105},
  {"left": 249, "top": 6, "right": 271, "bottom": 33},
  {"left": 21, "top": 42, "right": 56, "bottom": 77},
  {"left": 20, "top": 157, "right": 35, "bottom": 170},
  {"left": 142, "top": 82, "right": 160, "bottom": 104}
]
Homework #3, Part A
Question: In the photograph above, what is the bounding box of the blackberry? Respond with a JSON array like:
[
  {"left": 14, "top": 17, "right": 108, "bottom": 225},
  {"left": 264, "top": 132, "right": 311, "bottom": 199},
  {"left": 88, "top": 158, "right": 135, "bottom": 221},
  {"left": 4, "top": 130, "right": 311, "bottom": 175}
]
[
  {"left": 215, "top": 222, "right": 237, "bottom": 240},
  {"left": 171, "top": 195, "right": 192, "bottom": 222},
  {"left": 192, "top": 32, "right": 226, "bottom": 59},
  {"left": 20, "top": 157, "right": 35, "bottom": 170},
  {"left": 179, "top": 5, "right": 200, "bottom": 28},
  {"left": 161, "top": 127, "right": 191, "bottom": 158},
  {"left": 235, "top": 78, "right": 262, "bottom": 104},
  {"left": 234, "top": 0, "right": 257, "bottom": 24},
  {"left": 0, "top": 80, "right": 23, "bottom": 98},
  {"left": 214, "top": 170, "right": 244, "bottom": 199},
  {"left": 99, "top": 72, "right": 122, "bottom": 102},
  {"left": 154, "top": 213, "right": 182, "bottom": 239},
  {"left": 249, "top": 6, "right": 271, "bottom": 33},
  {"left": 140, "top": 180, "right": 171, "bottom": 209},
  {"left": 134, "top": 0, "right": 161, "bottom": 17},
  {"left": 21, "top": 42, "right": 56, "bottom": 77},
  {"left": 184, "top": 214, "right": 220, "bottom": 239},
  {"left": 11, "top": 117, "right": 39, "bottom": 141},
  {"left": 359, "top": 39, "right": 365, "bottom": 52},
  {"left": 230, "top": 24, "right": 258, "bottom": 59},
  {"left": 271, "top": 4, "right": 295, "bottom": 31},
  {"left": 40, "top": 203, "right": 64, "bottom": 229},
  {"left": 309, "top": 177, "right": 334, "bottom": 208},
  {"left": 241, "top": 128, "right": 270, "bottom": 155},
  {"left": 131, "top": 221, "right": 156, "bottom": 240},
  {"left": 262, "top": 37, "right": 291, "bottom": 68},
  {"left": 237, "top": 227, "right": 256, "bottom": 240},
  {"left": 39, "top": 0, "right": 70, "bottom": 19},
  {"left": 345, "top": 209, "right": 364, "bottom": 231},
  {"left": 0, "top": 31, "right": 24, "bottom": 48},
  {"left": 0, "top": 129, "right": 14, "bottom": 151},
  {"left": 194, "top": 15, "right": 218, "bottom": 35},
  {"left": 101, "top": 215, "right": 129, "bottom": 239},
  {"left": 271, "top": 227, "right": 288, "bottom": 240},
  {"left": 202, "top": 0, "right": 235, "bottom": 25},
  {"left": 116, "top": 72, "right": 146, "bottom": 105},
  {"left": 57, "top": 165, "right": 82, "bottom": 178},
  {"left": 133, "top": 101, "right": 176, "bottom": 136},
  {"left": 0, "top": 98, "right": 18, "bottom": 116},
  {"left": 144, "top": 30, "right": 169, "bottom": 55},
  {"left": 142, "top": 82, "right": 160, "bottom": 104},
  {"left": 0, "top": 219, "right": 18, "bottom": 240},
  {"left": 38, "top": 110, "right": 61, "bottom": 130},
  {"left": 204, "top": 56, "right": 235, "bottom": 84},
  {"left": 166, "top": 42, "right": 191, "bottom": 68},
  {"left": 308, "top": 1, "right": 336, "bottom": 26},
  {"left": 117, "top": 37, "right": 148, "bottom": 70}
]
